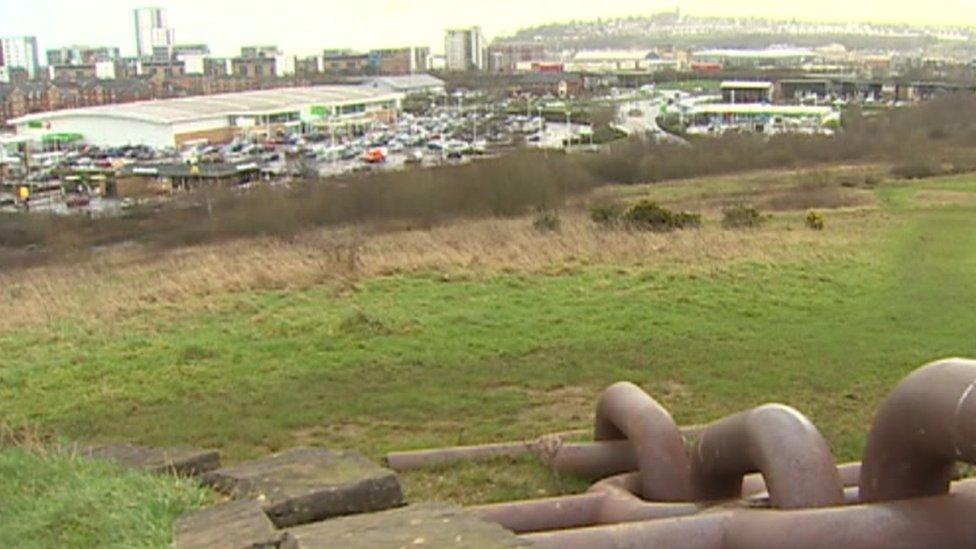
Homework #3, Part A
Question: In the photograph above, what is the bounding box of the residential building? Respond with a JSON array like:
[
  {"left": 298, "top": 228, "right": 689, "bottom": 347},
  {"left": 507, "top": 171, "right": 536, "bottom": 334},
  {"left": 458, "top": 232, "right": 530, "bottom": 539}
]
[
  {"left": 204, "top": 58, "right": 233, "bottom": 78},
  {"left": 370, "top": 47, "right": 430, "bottom": 75},
  {"left": 231, "top": 57, "right": 276, "bottom": 79},
  {"left": 445, "top": 27, "right": 486, "bottom": 72},
  {"left": 0, "top": 36, "right": 40, "bottom": 78},
  {"left": 323, "top": 50, "right": 370, "bottom": 74},
  {"left": 295, "top": 56, "right": 324, "bottom": 76},
  {"left": 46, "top": 45, "right": 120, "bottom": 66},
  {"left": 134, "top": 7, "right": 174, "bottom": 59},
  {"left": 488, "top": 42, "right": 546, "bottom": 73},
  {"left": 241, "top": 46, "right": 281, "bottom": 59},
  {"left": 139, "top": 60, "right": 186, "bottom": 80}
]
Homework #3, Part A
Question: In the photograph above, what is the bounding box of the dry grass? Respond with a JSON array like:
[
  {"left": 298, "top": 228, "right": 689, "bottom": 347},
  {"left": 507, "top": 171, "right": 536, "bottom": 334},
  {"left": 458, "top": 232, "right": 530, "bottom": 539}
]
[{"left": 0, "top": 206, "right": 879, "bottom": 332}]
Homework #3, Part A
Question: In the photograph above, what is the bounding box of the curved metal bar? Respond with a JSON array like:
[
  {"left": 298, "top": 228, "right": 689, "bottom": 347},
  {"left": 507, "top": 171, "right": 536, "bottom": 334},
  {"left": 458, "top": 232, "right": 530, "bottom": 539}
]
[
  {"left": 691, "top": 404, "right": 844, "bottom": 509},
  {"left": 861, "top": 359, "right": 976, "bottom": 503},
  {"left": 594, "top": 382, "right": 692, "bottom": 501}
]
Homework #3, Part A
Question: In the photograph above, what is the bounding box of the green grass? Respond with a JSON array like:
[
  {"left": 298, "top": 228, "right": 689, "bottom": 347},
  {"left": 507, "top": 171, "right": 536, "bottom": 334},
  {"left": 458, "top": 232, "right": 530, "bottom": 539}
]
[
  {"left": 4, "top": 174, "right": 976, "bottom": 543},
  {"left": 0, "top": 448, "right": 210, "bottom": 548}
]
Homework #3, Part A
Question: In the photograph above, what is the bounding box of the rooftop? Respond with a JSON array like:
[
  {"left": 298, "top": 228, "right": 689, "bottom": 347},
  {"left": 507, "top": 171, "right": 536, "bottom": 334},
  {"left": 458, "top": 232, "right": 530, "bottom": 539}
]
[
  {"left": 693, "top": 48, "right": 817, "bottom": 59},
  {"left": 362, "top": 74, "right": 446, "bottom": 92},
  {"left": 11, "top": 86, "right": 402, "bottom": 126},
  {"left": 691, "top": 103, "right": 836, "bottom": 116},
  {"left": 573, "top": 50, "right": 655, "bottom": 62},
  {"left": 721, "top": 81, "right": 775, "bottom": 90}
]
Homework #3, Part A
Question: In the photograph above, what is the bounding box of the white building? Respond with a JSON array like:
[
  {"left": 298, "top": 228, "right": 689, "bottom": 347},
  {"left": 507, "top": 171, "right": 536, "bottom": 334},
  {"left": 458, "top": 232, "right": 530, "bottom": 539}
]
[
  {"left": 134, "top": 7, "right": 174, "bottom": 59},
  {"left": 445, "top": 27, "right": 486, "bottom": 72},
  {"left": 11, "top": 86, "right": 404, "bottom": 149},
  {"left": 0, "top": 36, "right": 40, "bottom": 78},
  {"left": 363, "top": 74, "right": 446, "bottom": 96}
]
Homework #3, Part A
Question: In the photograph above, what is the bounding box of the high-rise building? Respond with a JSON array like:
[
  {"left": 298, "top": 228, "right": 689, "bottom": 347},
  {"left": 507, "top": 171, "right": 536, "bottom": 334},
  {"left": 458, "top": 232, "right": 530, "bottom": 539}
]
[
  {"left": 134, "top": 7, "right": 174, "bottom": 58},
  {"left": 0, "top": 36, "right": 40, "bottom": 78},
  {"left": 445, "top": 27, "right": 486, "bottom": 72}
]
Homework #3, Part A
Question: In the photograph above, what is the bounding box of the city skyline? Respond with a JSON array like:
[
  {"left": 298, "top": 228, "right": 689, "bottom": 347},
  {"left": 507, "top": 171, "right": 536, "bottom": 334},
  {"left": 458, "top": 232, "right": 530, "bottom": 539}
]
[{"left": 2, "top": 0, "right": 976, "bottom": 60}]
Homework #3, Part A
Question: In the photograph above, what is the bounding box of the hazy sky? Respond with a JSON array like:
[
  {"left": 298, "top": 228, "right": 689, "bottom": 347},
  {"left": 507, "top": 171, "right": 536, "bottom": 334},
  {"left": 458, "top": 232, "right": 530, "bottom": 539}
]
[{"left": 2, "top": 1, "right": 976, "bottom": 58}]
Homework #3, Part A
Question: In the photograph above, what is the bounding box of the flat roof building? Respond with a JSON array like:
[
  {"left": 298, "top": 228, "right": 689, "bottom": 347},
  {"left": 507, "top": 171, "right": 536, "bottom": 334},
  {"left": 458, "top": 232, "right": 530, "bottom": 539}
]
[
  {"left": 11, "top": 86, "right": 404, "bottom": 149},
  {"left": 692, "top": 48, "right": 818, "bottom": 70},
  {"left": 362, "top": 74, "right": 446, "bottom": 96}
]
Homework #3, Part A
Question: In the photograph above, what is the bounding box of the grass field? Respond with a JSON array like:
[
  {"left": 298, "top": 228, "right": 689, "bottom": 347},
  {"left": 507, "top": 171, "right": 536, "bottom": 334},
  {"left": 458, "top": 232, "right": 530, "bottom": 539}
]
[
  {"left": 0, "top": 446, "right": 210, "bottom": 548},
  {"left": 3, "top": 168, "right": 976, "bottom": 544}
]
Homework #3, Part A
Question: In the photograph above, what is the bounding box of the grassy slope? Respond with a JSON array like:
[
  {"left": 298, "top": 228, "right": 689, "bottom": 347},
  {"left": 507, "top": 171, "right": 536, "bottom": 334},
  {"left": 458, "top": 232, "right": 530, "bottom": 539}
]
[
  {"left": 3, "top": 174, "right": 976, "bottom": 523},
  {"left": 0, "top": 448, "right": 210, "bottom": 548}
]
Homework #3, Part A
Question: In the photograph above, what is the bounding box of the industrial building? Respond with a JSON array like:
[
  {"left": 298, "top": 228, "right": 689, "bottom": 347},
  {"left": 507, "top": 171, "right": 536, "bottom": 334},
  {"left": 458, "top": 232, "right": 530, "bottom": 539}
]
[
  {"left": 362, "top": 74, "right": 446, "bottom": 96},
  {"left": 721, "top": 81, "right": 775, "bottom": 104},
  {"left": 11, "top": 86, "right": 404, "bottom": 149},
  {"left": 691, "top": 48, "right": 818, "bottom": 70}
]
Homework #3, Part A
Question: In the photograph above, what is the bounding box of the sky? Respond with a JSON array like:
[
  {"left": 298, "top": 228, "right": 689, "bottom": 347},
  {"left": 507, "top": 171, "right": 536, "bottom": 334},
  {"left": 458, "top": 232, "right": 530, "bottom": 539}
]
[{"left": 2, "top": 0, "right": 976, "bottom": 58}]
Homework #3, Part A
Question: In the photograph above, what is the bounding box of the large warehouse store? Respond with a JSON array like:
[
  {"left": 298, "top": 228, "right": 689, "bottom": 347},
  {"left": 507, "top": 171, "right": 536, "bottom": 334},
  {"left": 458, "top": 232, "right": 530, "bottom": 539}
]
[{"left": 10, "top": 86, "right": 403, "bottom": 149}]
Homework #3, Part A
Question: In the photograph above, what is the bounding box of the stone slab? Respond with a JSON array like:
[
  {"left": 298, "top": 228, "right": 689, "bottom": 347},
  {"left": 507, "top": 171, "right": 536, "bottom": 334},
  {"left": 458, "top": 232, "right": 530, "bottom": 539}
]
[
  {"left": 74, "top": 443, "right": 221, "bottom": 477},
  {"left": 174, "top": 500, "right": 280, "bottom": 549},
  {"left": 281, "top": 502, "right": 528, "bottom": 549},
  {"left": 202, "top": 447, "right": 404, "bottom": 528}
]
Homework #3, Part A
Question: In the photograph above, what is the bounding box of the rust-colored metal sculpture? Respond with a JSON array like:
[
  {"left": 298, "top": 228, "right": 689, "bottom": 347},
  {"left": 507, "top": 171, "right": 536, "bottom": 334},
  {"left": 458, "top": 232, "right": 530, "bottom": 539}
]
[{"left": 387, "top": 358, "right": 976, "bottom": 548}]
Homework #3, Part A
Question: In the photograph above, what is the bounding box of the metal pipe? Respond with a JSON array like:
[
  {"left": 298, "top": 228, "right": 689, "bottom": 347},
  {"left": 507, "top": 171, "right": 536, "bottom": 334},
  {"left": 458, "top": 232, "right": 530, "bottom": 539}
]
[
  {"left": 593, "top": 382, "right": 692, "bottom": 501},
  {"left": 691, "top": 404, "right": 844, "bottom": 509},
  {"left": 523, "top": 510, "right": 734, "bottom": 549},
  {"left": 861, "top": 359, "right": 976, "bottom": 503},
  {"left": 471, "top": 474, "right": 700, "bottom": 534},
  {"left": 471, "top": 493, "right": 604, "bottom": 534},
  {"left": 525, "top": 480, "right": 976, "bottom": 549}
]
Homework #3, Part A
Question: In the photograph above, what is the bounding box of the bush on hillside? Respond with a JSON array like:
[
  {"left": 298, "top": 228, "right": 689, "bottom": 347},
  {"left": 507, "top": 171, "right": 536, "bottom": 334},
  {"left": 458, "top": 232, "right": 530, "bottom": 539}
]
[
  {"left": 722, "top": 204, "right": 766, "bottom": 229},
  {"left": 890, "top": 157, "right": 944, "bottom": 180},
  {"left": 532, "top": 210, "right": 561, "bottom": 233},
  {"left": 624, "top": 200, "right": 701, "bottom": 232},
  {"left": 805, "top": 210, "right": 825, "bottom": 231},
  {"left": 589, "top": 203, "right": 625, "bottom": 227}
]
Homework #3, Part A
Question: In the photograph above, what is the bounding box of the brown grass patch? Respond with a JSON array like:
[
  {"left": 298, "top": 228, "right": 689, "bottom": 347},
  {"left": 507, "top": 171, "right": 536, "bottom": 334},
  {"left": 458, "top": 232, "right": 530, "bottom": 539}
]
[{"left": 0, "top": 208, "right": 879, "bottom": 332}]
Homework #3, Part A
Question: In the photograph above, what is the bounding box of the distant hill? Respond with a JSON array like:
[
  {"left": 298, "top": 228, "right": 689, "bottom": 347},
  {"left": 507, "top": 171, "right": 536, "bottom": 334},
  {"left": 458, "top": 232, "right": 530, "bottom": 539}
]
[{"left": 496, "top": 13, "right": 975, "bottom": 52}]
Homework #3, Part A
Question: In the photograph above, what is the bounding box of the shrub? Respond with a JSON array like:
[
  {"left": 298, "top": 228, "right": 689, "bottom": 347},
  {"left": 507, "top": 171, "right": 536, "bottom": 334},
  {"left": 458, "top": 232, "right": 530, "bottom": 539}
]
[
  {"left": 722, "top": 204, "right": 766, "bottom": 229},
  {"left": 805, "top": 210, "right": 825, "bottom": 231},
  {"left": 532, "top": 210, "right": 561, "bottom": 233},
  {"left": 890, "top": 158, "right": 944, "bottom": 180},
  {"left": 589, "top": 203, "right": 624, "bottom": 226},
  {"left": 624, "top": 200, "right": 701, "bottom": 232}
]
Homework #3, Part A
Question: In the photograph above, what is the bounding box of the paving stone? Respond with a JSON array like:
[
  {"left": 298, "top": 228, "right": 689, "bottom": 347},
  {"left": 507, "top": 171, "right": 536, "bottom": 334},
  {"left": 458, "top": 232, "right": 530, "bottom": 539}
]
[
  {"left": 74, "top": 443, "right": 221, "bottom": 477},
  {"left": 174, "top": 500, "right": 280, "bottom": 549},
  {"left": 281, "top": 502, "right": 528, "bottom": 548},
  {"left": 202, "top": 447, "right": 404, "bottom": 528}
]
